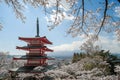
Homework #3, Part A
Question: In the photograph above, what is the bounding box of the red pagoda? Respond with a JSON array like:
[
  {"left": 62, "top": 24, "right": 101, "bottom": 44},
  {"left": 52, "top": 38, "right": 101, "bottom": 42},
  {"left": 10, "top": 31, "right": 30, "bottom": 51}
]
[{"left": 9, "top": 18, "right": 54, "bottom": 73}]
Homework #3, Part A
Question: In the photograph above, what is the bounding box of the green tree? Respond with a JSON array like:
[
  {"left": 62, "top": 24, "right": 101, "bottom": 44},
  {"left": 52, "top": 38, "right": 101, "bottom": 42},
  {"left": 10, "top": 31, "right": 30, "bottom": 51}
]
[
  {"left": 72, "top": 52, "right": 88, "bottom": 63},
  {"left": 72, "top": 52, "right": 81, "bottom": 63},
  {"left": 93, "top": 50, "right": 118, "bottom": 75},
  {"left": 74, "top": 50, "right": 119, "bottom": 75},
  {"left": 72, "top": 53, "right": 77, "bottom": 63}
]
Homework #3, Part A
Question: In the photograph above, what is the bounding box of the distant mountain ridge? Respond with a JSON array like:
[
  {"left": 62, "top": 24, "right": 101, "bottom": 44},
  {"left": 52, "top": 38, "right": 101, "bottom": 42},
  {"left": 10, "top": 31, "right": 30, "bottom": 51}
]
[
  {"left": 8, "top": 55, "right": 72, "bottom": 60},
  {"left": 112, "top": 53, "right": 120, "bottom": 58},
  {"left": 8, "top": 53, "right": 120, "bottom": 59}
]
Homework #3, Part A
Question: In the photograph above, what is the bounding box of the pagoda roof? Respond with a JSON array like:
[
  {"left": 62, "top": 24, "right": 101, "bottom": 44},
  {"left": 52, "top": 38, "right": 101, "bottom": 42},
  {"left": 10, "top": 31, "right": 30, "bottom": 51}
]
[
  {"left": 13, "top": 55, "right": 54, "bottom": 60},
  {"left": 8, "top": 66, "right": 46, "bottom": 73},
  {"left": 19, "top": 36, "right": 52, "bottom": 44},
  {"left": 9, "top": 65, "right": 55, "bottom": 73},
  {"left": 16, "top": 46, "right": 53, "bottom": 52}
]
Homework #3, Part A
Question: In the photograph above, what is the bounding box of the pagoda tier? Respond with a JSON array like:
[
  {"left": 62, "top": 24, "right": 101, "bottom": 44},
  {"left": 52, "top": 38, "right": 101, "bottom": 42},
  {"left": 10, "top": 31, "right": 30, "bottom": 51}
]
[
  {"left": 19, "top": 36, "right": 52, "bottom": 45},
  {"left": 13, "top": 55, "right": 54, "bottom": 60},
  {"left": 13, "top": 55, "right": 54, "bottom": 66},
  {"left": 16, "top": 46, "right": 53, "bottom": 52}
]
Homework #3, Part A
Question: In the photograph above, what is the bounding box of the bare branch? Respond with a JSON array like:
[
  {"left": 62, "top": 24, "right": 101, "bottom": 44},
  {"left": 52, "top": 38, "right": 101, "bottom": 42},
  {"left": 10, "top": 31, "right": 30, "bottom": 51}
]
[
  {"left": 0, "top": 23, "right": 3, "bottom": 30},
  {"left": 4, "top": 0, "right": 26, "bottom": 22},
  {"left": 118, "top": 0, "right": 120, "bottom": 3},
  {"left": 55, "top": 0, "right": 59, "bottom": 25},
  {"left": 43, "top": 0, "right": 47, "bottom": 15},
  {"left": 81, "top": 0, "right": 84, "bottom": 28},
  {"left": 81, "top": 0, "right": 88, "bottom": 36},
  {"left": 97, "top": 0, "right": 108, "bottom": 35}
]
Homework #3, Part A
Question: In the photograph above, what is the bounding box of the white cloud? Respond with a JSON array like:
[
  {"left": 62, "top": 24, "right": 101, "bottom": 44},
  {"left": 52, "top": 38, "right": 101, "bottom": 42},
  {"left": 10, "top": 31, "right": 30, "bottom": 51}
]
[
  {"left": 46, "top": 0, "right": 56, "bottom": 8},
  {"left": 46, "top": 0, "right": 71, "bottom": 11},
  {"left": 51, "top": 10, "right": 74, "bottom": 20},
  {"left": 59, "top": 0, "right": 71, "bottom": 11},
  {"left": 45, "top": 10, "right": 74, "bottom": 24},
  {"left": 97, "top": 36, "right": 120, "bottom": 53},
  {"left": 115, "top": 6, "right": 120, "bottom": 17},
  {"left": 63, "top": 12, "right": 74, "bottom": 20},
  {"left": 50, "top": 35, "right": 120, "bottom": 54},
  {"left": 45, "top": 0, "right": 74, "bottom": 25},
  {"left": 50, "top": 40, "right": 83, "bottom": 52}
]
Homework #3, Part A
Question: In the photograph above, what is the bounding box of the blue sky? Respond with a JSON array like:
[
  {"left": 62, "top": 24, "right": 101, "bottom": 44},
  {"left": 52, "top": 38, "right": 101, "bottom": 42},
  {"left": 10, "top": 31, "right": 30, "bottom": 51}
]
[
  {"left": 0, "top": 2, "right": 79, "bottom": 56},
  {"left": 0, "top": 0, "right": 120, "bottom": 57}
]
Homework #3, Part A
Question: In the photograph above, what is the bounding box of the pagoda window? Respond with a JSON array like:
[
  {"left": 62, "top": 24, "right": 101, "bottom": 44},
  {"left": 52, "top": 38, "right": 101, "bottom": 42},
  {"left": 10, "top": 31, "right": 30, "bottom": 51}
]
[
  {"left": 40, "top": 50, "right": 44, "bottom": 55},
  {"left": 43, "top": 60, "right": 45, "bottom": 64},
  {"left": 31, "top": 40, "right": 40, "bottom": 44},
  {"left": 41, "top": 59, "right": 44, "bottom": 64},
  {"left": 40, "top": 41, "right": 42, "bottom": 44},
  {"left": 41, "top": 60, "right": 43, "bottom": 64}
]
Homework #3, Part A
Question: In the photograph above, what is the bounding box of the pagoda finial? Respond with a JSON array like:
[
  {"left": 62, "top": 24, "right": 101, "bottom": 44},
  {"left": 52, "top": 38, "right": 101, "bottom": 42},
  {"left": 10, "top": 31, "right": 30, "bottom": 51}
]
[{"left": 36, "top": 18, "right": 40, "bottom": 37}]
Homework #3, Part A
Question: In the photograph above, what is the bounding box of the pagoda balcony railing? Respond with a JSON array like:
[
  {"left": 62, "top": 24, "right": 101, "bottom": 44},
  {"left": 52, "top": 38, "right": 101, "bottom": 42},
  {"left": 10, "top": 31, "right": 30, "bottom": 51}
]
[
  {"left": 28, "top": 44, "right": 44, "bottom": 47},
  {"left": 24, "top": 63, "right": 47, "bottom": 66},
  {"left": 22, "top": 45, "right": 44, "bottom": 48},
  {"left": 26, "top": 53, "right": 47, "bottom": 56}
]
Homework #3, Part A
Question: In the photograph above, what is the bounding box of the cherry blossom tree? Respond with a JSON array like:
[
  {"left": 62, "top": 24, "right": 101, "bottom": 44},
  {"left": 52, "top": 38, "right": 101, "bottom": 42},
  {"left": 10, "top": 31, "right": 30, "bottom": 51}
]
[
  {"left": 0, "top": 0, "right": 119, "bottom": 37},
  {"left": 0, "top": 0, "right": 120, "bottom": 53}
]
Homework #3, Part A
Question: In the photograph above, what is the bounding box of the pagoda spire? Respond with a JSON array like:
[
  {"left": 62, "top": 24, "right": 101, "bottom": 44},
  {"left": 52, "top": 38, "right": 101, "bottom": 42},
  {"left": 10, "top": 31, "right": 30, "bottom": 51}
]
[{"left": 36, "top": 18, "right": 40, "bottom": 37}]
